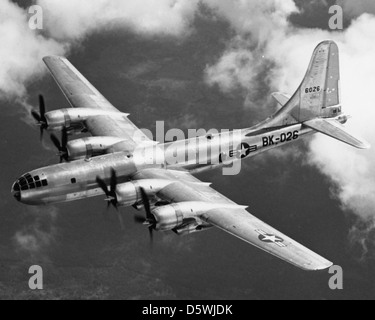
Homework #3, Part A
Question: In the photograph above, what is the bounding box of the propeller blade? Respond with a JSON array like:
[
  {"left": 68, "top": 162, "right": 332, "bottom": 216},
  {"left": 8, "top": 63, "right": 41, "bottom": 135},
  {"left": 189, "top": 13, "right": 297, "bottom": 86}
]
[
  {"left": 31, "top": 110, "right": 42, "bottom": 123},
  {"left": 96, "top": 171, "right": 118, "bottom": 210},
  {"left": 148, "top": 226, "right": 154, "bottom": 244},
  {"left": 111, "top": 199, "right": 118, "bottom": 211},
  {"left": 96, "top": 177, "right": 109, "bottom": 196},
  {"left": 50, "top": 129, "right": 69, "bottom": 162},
  {"left": 61, "top": 128, "right": 68, "bottom": 150},
  {"left": 32, "top": 95, "right": 48, "bottom": 140},
  {"left": 110, "top": 169, "right": 117, "bottom": 194},
  {"left": 61, "top": 128, "right": 69, "bottom": 161},
  {"left": 139, "top": 187, "right": 156, "bottom": 244},
  {"left": 50, "top": 134, "right": 62, "bottom": 151},
  {"left": 134, "top": 215, "right": 147, "bottom": 224},
  {"left": 140, "top": 187, "right": 153, "bottom": 221},
  {"left": 39, "top": 95, "right": 46, "bottom": 122},
  {"left": 40, "top": 126, "right": 44, "bottom": 141}
]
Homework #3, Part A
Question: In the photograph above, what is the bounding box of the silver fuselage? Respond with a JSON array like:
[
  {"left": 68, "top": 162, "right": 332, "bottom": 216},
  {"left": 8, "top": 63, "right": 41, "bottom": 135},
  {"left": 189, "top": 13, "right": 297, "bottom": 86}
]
[{"left": 12, "top": 124, "right": 314, "bottom": 205}]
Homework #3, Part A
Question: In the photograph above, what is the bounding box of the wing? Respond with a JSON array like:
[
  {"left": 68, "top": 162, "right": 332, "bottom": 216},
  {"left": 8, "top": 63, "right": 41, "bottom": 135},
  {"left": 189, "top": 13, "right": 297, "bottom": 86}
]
[
  {"left": 133, "top": 168, "right": 333, "bottom": 271},
  {"left": 43, "top": 56, "right": 150, "bottom": 146}
]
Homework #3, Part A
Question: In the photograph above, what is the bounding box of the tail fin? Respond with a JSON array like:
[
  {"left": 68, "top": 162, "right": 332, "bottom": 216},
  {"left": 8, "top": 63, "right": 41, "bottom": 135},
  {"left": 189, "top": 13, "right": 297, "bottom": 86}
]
[
  {"left": 260, "top": 40, "right": 370, "bottom": 149},
  {"left": 265, "top": 40, "right": 342, "bottom": 127}
]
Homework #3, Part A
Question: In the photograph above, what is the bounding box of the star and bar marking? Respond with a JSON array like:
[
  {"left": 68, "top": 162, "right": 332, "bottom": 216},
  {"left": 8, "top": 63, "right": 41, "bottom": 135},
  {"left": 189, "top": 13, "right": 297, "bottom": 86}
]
[{"left": 256, "top": 229, "right": 286, "bottom": 247}]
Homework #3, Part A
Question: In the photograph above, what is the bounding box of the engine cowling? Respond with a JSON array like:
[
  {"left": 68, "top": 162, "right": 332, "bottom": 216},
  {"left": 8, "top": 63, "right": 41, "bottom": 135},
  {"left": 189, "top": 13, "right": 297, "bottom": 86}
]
[
  {"left": 115, "top": 179, "right": 174, "bottom": 207},
  {"left": 67, "top": 136, "right": 126, "bottom": 160},
  {"left": 45, "top": 108, "right": 129, "bottom": 131}
]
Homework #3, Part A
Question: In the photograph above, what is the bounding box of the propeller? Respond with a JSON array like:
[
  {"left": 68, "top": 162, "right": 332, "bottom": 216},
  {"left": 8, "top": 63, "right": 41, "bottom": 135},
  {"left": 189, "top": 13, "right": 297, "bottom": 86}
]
[
  {"left": 50, "top": 128, "right": 69, "bottom": 163},
  {"left": 134, "top": 187, "right": 157, "bottom": 243},
  {"left": 31, "top": 95, "right": 48, "bottom": 140},
  {"left": 96, "top": 168, "right": 118, "bottom": 210}
]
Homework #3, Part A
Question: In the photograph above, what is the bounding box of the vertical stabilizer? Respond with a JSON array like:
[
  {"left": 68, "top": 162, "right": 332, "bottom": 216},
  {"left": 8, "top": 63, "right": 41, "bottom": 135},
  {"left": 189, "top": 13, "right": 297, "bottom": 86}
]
[{"left": 263, "top": 41, "right": 342, "bottom": 128}]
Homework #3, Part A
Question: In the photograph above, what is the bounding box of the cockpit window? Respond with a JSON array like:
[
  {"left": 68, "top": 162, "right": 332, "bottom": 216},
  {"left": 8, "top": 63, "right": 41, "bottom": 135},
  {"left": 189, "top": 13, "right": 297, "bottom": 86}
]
[
  {"left": 17, "top": 173, "right": 48, "bottom": 190},
  {"left": 19, "top": 178, "right": 27, "bottom": 187}
]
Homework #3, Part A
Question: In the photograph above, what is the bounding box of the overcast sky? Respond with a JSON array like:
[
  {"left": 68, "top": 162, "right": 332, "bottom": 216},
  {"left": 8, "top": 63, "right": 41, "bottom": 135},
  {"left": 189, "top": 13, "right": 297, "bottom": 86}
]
[{"left": 1, "top": 0, "right": 375, "bottom": 299}]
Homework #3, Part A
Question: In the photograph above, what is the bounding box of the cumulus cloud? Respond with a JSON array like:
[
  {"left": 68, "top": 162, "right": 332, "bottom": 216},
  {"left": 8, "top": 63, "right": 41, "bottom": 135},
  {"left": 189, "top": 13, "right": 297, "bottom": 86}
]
[
  {"left": 204, "top": 39, "right": 262, "bottom": 94},
  {"left": 0, "top": 0, "right": 65, "bottom": 98},
  {"left": 202, "top": 1, "right": 375, "bottom": 259},
  {"left": 0, "top": 0, "right": 200, "bottom": 102},
  {"left": 204, "top": 0, "right": 298, "bottom": 93},
  {"left": 307, "top": 15, "right": 375, "bottom": 221},
  {"left": 37, "top": 0, "right": 200, "bottom": 40}
]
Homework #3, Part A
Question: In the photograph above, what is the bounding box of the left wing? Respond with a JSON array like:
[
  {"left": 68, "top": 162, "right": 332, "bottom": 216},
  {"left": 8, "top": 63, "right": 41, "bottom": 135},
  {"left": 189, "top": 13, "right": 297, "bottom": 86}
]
[
  {"left": 132, "top": 168, "right": 333, "bottom": 271},
  {"left": 43, "top": 56, "right": 151, "bottom": 148}
]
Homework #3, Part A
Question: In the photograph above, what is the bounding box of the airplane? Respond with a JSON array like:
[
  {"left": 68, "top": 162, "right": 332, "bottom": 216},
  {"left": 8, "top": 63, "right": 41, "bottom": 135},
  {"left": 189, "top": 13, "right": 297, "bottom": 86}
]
[{"left": 11, "top": 40, "right": 370, "bottom": 271}]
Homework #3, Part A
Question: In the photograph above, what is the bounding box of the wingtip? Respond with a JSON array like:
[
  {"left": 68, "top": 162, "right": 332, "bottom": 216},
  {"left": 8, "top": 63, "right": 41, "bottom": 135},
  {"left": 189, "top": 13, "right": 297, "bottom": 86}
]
[
  {"left": 302, "top": 260, "right": 334, "bottom": 272},
  {"left": 317, "top": 39, "right": 337, "bottom": 47},
  {"left": 359, "top": 141, "right": 371, "bottom": 150},
  {"left": 43, "top": 55, "right": 67, "bottom": 63}
]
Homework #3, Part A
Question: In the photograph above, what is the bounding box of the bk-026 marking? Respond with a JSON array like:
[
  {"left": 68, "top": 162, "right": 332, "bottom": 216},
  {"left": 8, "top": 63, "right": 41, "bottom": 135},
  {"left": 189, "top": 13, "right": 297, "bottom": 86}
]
[{"left": 262, "top": 130, "right": 299, "bottom": 147}]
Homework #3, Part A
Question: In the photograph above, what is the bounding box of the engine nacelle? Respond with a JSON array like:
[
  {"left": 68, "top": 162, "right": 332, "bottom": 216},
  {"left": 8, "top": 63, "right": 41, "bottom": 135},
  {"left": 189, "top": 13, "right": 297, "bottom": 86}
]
[
  {"left": 45, "top": 108, "right": 129, "bottom": 131},
  {"left": 67, "top": 136, "right": 126, "bottom": 160},
  {"left": 173, "top": 223, "right": 213, "bottom": 236},
  {"left": 115, "top": 179, "right": 174, "bottom": 207},
  {"left": 151, "top": 202, "right": 246, "bottom": 232}
]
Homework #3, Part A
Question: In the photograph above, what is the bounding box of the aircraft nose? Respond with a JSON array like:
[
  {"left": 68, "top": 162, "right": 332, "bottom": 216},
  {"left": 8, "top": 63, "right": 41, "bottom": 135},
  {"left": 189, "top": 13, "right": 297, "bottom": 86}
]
[{"left": 11, "top": 181, "right": 21, "bottom": 202}]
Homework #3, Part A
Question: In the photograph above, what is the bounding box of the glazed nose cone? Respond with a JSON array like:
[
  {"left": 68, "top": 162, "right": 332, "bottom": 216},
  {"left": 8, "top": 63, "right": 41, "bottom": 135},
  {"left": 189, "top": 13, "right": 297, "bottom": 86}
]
[{"left": 11, "top": 181, "right": 21, "bottom": 202}]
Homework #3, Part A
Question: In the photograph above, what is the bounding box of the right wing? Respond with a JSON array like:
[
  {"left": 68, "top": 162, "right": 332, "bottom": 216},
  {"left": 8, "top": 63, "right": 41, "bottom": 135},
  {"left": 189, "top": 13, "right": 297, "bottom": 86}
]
[
  {"left": 133, "top": 168, "right": 333, "bottom": 271},
  {"left": 201, "top": 207, "right": 333, "bottom": 271}
]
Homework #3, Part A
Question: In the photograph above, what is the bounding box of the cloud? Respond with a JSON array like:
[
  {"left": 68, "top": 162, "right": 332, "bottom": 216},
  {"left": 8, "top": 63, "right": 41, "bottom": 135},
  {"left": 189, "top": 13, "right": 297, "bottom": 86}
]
[
  {"left": 1, "top": 0, "right": 200, "bottom": 102},
  {"left": 203, "top": 0, "right": 298, "bottom": 42},
  {"left": 13, "top": 206, "right": 59, "bottom": 260},
  {"left": 204, "top": 0, "right": 298, "bottom": 94},
  {"left": 204, "top": 40, "right": 262, "bottom": 94},
  {"left": 348, "top": 218, "right": 375, "bottom": 262},
  {"left": 293, "top": 15, "right": 375, "bottom": 221},
  {"left": 37, "top": 0, "right": 200, "bottom": 40},
  {"left": 202, "top": 2, "right": 375, "bottom": 258},
  {"left": 0, "top": 0, "right": 65, "bottom": 99}
]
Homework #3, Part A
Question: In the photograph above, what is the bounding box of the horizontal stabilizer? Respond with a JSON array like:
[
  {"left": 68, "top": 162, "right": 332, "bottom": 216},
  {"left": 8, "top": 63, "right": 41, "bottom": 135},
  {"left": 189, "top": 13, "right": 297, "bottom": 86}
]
[
  {"left": 272, "top": 92, "right": 291, "bottom": 107},
  {"left": 304, "top": 118, "right": 371, "bottom": 149}
]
